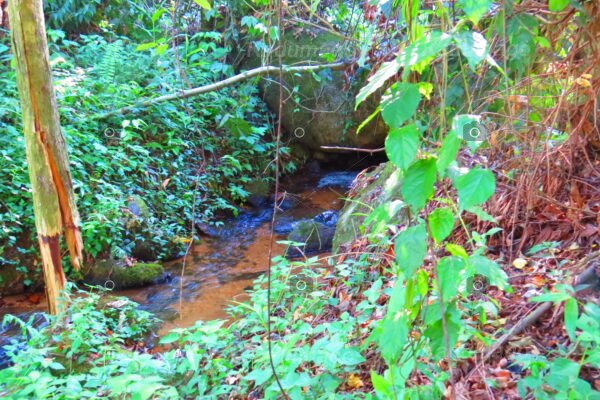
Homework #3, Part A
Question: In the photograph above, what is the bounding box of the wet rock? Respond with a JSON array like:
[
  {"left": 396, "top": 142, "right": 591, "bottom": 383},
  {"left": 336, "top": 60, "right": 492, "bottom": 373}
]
[
  {"left": 314, "top": 210, "right": 338, "bottom": 227},
  {"left": 195, "top": 221, "right": 220, "bottom": 237},
  {"left": 83, "top": 260, "right": 164, "bottom": 290},
  {"left": 274, "top": 215, "right": 299, "bottom": 235},
  {"left": 244, "top": 178, "right": 271, "bottom": 207},
  {"left": 242, "top": 30, "right": 387, "bottom": 153},
  {"left": 131, "top": 241, "right": 158, "bottom": 261},
  {"left": 333, "top": 162, "right": 409, "bottom": 252},
  {"left": 287, "top": 220, "right": 335, "bottom": 256},
  {"left": 317, "top": 171, "right": 358, "bottom": 190}
]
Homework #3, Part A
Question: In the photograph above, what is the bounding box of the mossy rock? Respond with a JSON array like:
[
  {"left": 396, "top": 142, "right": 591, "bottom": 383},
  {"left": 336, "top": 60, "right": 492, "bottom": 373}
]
[
  {"left": 0, "top": 264, "right": 26, "bottom": 295},
  {"left": 244, "top": 178, "right": 271, "bottom": 207},
  {"left": 243, "top": 30, "right": 387, "bottom": 152},
  {"left": 288, "top": 220, "right": 335, "bottom": 255},
  {"left": 84, "top": 260, "right": 164, "bottom": 290},
  {"left": 332, "top": 162, "right": 409, "bottom": 252}
]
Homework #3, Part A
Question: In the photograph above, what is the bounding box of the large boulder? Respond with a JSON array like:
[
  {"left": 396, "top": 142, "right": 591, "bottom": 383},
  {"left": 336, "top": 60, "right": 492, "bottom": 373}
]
[
  {"left": 243, "top": 30, "right": 387, "bottom": 153},
  {"left": 332, "top": 162, "right": 409, "bottom": 252}
]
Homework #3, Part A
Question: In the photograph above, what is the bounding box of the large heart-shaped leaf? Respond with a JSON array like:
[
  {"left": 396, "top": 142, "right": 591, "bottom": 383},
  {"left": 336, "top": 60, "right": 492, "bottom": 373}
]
[
  {"left": 380, "top": 83, "right": 421, "bottom": 128},
  {"left": 454, "top": 167, "right": 496, "bottom": 210},
  {"left": 402, "top": 157, "right": 437, "bottom": 210},
  {"left": 385, "top": 124, "right": 420, "bottom": 170}
]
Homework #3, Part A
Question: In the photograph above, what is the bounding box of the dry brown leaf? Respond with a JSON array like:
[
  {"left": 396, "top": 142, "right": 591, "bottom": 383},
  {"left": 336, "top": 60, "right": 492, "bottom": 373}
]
[{"left": 346, "top": 374, "right": 364, "bottom": 389}]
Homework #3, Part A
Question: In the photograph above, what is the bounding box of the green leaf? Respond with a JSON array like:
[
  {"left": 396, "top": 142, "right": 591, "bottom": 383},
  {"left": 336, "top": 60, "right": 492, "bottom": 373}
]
[
  {"left": 356, "top": 32, "right": 451, "bottom": 105},
  {"left": 402, "top": 157, "right": 437, "bottom": 210},
  {"left": 135, "top": 42, "right": 157, "bottom": 51},
  {"left": 454, "top": 167, "right": 496, "bottom": 210},
  {"left": 159, "top": 332, "right": 180, "bottom": 344},
  {"left": 395, "top": 223, "right": 427, "bottom": 277},
  {"left": 454, "top": 31, "right": 489, "bottom": 70},
  {"left": 244, "top": 368, "right": 273, "bottom": 385},
  {"left": 446, "top": 243, "right": 469, "bottom": 259},
  {"left": 370, "top": 371, "right": 393, "bottom": 397},
  {"left": 437, "top": 133, "right": 462, "bottom": 177},
  {"left": 385, "top": 124, "right": 420, "bottom": 170},
  {"left": 564, "top": 298, "right": 578, "bottom": 340},
  {"left": 549, "top": 0, "right": 569, "bottom": 12},
  {"left": 428, "top": 208, "right": 455, "bottom": 243},
  {"left": 468, "top": 255, "right": 508, "bottom": 289},
  {"left": 193, "top": 0, "right": 212, "bottom": 10},
  {"left": 466, "top": 205, "right": 497, "bottom": 223},
  {"left": 397, "top": 31, "right": 453, "bottom": 80},
  {"left": 380, "top": 83, "right": 421, "bottom": 128},
  {"left": 378, "top": 314, "right": 409, "bottom": 364},
  {"left": 355, "top": 60, "right": 402, "bottom": 106},
  {"left": 457, "top": 0, "right": 492, "bottom": 24},
  {"left": 437, "top": 256, "right": 466, "bottom": 301},
  {"left": 337, "top": 348, "right": 366, "bottom": 366}
]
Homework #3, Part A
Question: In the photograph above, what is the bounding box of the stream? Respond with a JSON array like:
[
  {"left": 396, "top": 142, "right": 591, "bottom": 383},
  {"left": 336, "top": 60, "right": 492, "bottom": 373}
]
[{"left": 0, "top": 168, "right": 360, "bottom": 366}]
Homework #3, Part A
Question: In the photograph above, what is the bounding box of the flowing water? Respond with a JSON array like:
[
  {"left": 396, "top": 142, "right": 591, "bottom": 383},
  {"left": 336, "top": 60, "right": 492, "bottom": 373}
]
[{"left": 0, "top": 169, "right": 358, "bottom": 365}]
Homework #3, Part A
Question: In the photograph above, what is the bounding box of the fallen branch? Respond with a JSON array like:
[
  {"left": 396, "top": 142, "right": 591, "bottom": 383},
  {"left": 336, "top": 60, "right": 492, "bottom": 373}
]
[
  {"left": 320, "top": 145, "right": 385, "bottom": 154},
  {"left": 93, "top": 61, "right": 350, "bottom": 119},
  {"left": 467, "top": 251, "right": 600, "bottom": 376}
]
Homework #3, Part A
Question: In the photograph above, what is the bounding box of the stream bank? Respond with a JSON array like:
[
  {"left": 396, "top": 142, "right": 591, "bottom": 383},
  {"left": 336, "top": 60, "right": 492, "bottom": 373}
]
[{"left": 0, "top": 162, "right": 379, "bottom": 366}]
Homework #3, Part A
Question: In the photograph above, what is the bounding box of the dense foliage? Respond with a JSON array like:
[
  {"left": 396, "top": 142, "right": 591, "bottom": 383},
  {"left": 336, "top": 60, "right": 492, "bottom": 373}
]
[
  {"left": 1, "top": 0, "right": 599, "bottom": 398},
  {"left": 0, "top": 17, "right": 294, "bottom": 284}
]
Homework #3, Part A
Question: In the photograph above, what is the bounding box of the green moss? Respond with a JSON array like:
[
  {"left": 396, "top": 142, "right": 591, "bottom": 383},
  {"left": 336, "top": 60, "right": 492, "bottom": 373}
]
[{"left": 84, "top": 260, "right": 164, "bottom": 289}]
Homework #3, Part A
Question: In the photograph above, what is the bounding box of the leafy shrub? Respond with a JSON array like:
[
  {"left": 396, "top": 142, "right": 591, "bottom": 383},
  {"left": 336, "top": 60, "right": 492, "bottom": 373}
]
[{"left": 0, "top": 30, "right": 293, "bottom": 283}]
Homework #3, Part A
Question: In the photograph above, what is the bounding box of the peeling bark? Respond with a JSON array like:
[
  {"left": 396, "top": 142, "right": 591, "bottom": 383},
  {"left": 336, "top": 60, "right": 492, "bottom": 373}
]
[{"left": 8, "top": 0, "right": 83, "bottom": 314}]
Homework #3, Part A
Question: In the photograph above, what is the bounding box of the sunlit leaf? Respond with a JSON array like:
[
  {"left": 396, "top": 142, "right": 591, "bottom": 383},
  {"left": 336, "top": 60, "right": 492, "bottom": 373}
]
[
  {"left": 380, "top": 82, "right": 421, "bottom": 128},
  {"left": 402, "top": 157, "right": 437, "bottom": 210},
  {"left": 453, "top": 167, "right": 496, "bottom": 210},
  {"left": 385, "top": 124, "right": 420, "bottom": 170}
]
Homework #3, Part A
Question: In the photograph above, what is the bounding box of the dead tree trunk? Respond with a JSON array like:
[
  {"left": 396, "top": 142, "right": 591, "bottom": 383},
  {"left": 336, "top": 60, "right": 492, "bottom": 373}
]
[{"left": 8, "top": 0, "right": 83, "bottom": 314}]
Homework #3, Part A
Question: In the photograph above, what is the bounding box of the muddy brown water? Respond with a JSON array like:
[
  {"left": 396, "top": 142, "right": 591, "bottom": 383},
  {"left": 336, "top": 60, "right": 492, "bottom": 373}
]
[{"left": 0, "top": 170, "right": 356, "bottom": 361}]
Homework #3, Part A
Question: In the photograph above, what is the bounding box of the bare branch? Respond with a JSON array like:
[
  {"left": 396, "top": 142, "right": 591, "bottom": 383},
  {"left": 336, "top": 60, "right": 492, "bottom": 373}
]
[{"left": 93, "top": 61, "right": 351, "bottom": 119}]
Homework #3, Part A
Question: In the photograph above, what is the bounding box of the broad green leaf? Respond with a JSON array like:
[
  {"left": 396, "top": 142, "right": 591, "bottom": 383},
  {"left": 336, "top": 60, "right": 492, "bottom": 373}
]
[
  {"left": 402, "top": 157, "right": 437, "bottom": 210},
  {"left": 428, "top": 207, "right": 455, "bottom": 243},
  {"left": 370, "top": 371, "right": 393, "bottom": 397},
  {"left": 385, "top": 124, "right": 420, "bottom": 170},
  {"left": 380, "top": 83, "right": 421, "bottom": 128},
  {"left": 379, "top": 314, "right": 409, "bottom": 363},
  {"left": 159, "top": 332, "right": 181, "bottom": 344},
  {"left": 337, "top": 348, "right": 366, "bottom": 366},
  {"left": 395, "top": 223, "right": 427, "bottom": 276},
  {"left": 355, "top": 60, "right": 402, "bottom": 106},
  {"left": 454, "top": 167, "right": 496, "bottom": 210},
  {"left": 549, "top": 0, "right": 569, "bottom": 12},
  {"left": 454, "top": 31, "right": 489, "bottom": 70},
  {"left": 436, "top": 132, "right": 462, "bottom": 177},
  {"left": 468, "top": 255, "right": 508, "bottom": 289},
  {"left": 437, "top": 256, "right": 466, "bottom": 301},
  {"left": 193, "top": 0, "right": 212, "bottom": 10},
  {"left": 457, "top": 0, "right": 492, "bottom": 24},
  {"left": 446, "top": 243, "right": 469, "bottom": 259},
  {"left": 356, "top": 32, "right": 451, "bottom": 105},
  {"left": 424, "top": 315, "right": 461, "bottom": 359},
  {"left": 564, "top": 298, "right": 578, "bottom": 340},
  {"left": 397, "top": 31, "right": 453, "bottom": 80},
  {"left": 530, "top": 291, "right": 571, "bottom": 303}
]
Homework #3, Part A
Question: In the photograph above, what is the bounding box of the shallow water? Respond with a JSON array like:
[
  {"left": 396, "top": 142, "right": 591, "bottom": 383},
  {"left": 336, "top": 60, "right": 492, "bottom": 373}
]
[{"left": 0, "top": 170, "right": 357, "bottom": 361}]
